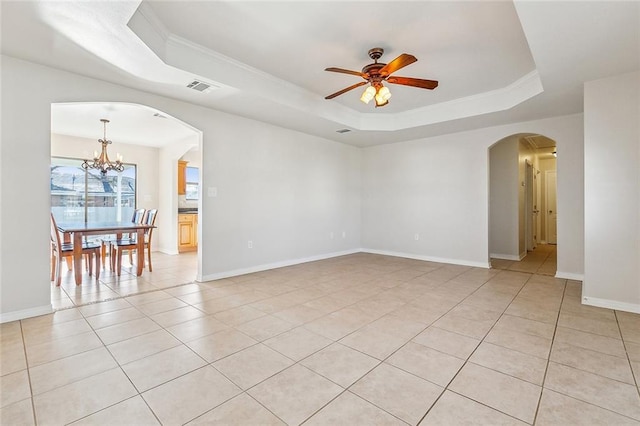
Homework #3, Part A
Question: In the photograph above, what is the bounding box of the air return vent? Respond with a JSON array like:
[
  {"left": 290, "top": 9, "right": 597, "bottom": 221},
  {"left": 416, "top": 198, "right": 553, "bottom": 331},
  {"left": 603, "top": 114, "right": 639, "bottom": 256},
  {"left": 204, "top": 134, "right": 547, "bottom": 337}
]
[
  {"left": 336, "top": 129, "right": 351, "bottom": 134},
  {"left": 186, "top": 79, "right": 215, "bottom": 92}
]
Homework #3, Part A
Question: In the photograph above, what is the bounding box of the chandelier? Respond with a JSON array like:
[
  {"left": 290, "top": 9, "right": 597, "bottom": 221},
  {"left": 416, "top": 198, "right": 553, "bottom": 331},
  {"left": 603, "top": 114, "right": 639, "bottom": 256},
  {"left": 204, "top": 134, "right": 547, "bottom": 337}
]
[{"left": 82, "top": 119, "right": 124, "bottom": 174}]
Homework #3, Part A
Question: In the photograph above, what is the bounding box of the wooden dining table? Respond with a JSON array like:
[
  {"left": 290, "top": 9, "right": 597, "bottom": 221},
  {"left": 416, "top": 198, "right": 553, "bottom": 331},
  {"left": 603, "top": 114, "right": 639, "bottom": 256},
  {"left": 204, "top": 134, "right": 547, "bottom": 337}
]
[{"left": 56, "top": 221, "right": 155, "bottom": 285}]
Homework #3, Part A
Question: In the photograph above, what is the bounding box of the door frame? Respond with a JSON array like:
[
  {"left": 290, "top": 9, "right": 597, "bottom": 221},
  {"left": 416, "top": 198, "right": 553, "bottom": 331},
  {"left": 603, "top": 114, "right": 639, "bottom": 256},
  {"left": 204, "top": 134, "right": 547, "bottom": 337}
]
[{"left": 545, "top": 169, "right": 558, "bottom": 244}]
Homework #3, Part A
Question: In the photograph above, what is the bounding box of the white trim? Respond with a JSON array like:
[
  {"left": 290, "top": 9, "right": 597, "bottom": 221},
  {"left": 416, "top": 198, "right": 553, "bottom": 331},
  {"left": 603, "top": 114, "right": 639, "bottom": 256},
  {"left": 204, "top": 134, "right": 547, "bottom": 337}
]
[
  {"left": 199, "top": 249, "right": 361, "bottom": 282},
  {"left": 555, "top": 271, "right": 584, "bottom": 281},
  {"left": 545, "top": 169, "right": 558, "bottom": 244},
  {"left": 158, "top": 247, "right": 180, "bottom": 255},
  {"left": 1, "top": 304, "right": 53, "bottom": 324},
  {"left": 582, "top": 297, "right": 640, "bottom": 314},
  {"left": 361, "top": 249, "right": 490, "bottom": 269},
  {"left": 490, "top": 253, "right": 524, "bottom": 261}
]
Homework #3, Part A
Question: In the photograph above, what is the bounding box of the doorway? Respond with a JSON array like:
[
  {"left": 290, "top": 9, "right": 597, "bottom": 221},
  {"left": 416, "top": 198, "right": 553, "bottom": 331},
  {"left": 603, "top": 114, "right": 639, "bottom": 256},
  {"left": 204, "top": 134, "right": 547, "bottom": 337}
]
[
  {"left": 488, "top": 133, "right": 557, "bottom": 275},
  {"left": 50, "top": 102, "right": 203, "bottom": 309}
]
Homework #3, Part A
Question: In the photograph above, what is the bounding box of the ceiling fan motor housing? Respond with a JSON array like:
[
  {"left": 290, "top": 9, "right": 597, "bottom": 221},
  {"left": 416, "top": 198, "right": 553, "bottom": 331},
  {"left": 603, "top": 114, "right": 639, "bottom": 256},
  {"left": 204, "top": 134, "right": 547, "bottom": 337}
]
[
  {"left": 368, "top": 47, "right": 384, "bottom": 61},
  {"left": 362, "top": 63, "right": 385, "bottom": 78}
]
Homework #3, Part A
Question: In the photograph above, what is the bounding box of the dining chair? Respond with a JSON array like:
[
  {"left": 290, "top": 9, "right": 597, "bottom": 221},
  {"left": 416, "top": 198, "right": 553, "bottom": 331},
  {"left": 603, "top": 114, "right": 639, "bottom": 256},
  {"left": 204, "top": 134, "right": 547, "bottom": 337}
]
[
  {"left": 110, "top": 208, "right": 158, "bottom": 276},
  {"left": 101, "top": 208, "right": 145, "bottom": 268},
  {"left": 50, "top": 213, "right": 101, "bottom": 286}
]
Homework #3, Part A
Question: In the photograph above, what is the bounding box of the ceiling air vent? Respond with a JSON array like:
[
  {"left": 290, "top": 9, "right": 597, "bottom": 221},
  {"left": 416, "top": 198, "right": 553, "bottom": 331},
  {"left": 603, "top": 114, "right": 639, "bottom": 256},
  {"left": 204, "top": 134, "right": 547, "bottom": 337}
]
[
  {"left": 186, "top": 80, "right": 213, "bottom": 92},
  {"left": 336, "top": 129, "right": 351, "bottom": 134}
]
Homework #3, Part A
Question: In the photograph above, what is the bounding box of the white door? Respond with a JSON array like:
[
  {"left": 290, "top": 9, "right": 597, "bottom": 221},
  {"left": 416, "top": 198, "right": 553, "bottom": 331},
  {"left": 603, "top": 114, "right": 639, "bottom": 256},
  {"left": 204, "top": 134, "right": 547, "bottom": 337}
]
[{"left": 546, "top": 170, "right": 557, "bottom": 244}]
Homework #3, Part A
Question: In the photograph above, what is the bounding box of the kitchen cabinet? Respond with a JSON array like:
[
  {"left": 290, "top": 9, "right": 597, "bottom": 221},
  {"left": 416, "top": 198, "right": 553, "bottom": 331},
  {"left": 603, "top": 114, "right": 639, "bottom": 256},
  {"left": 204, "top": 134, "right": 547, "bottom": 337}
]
[
  {"left": 178, "top": 160, "right": 188, "bottom": 195},
  {"left": 178, "top": 214, "right": 198, "bottom": 252}
]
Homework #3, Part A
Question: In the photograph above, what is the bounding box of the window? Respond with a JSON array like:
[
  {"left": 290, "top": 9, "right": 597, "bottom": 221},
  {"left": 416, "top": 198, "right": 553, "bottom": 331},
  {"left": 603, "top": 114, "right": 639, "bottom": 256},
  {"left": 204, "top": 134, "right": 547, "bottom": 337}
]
[
  {"left": 51, "top": 157, "right": 137, "bottom": 222},
  {"left": 185, "top": 166, "right": 199, "bottom": 200}
]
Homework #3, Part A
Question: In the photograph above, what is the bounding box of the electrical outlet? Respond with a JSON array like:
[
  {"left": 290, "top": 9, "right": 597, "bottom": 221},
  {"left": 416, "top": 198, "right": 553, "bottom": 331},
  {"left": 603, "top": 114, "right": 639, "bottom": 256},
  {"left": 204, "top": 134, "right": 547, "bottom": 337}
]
[
  {"left": 248, "top": 240, "right": 253, "bottom": 249},
  {"left": 414, "top": 233, "right": 420, "bottom": 241}
]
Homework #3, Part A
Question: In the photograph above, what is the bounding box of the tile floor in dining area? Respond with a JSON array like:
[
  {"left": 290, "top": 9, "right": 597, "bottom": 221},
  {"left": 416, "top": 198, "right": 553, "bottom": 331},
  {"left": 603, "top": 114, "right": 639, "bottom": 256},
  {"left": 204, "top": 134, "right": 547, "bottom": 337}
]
[
  {"left": 2, "top": 251, "right": 640, "bottom": 425},
  {"left": 50, "top": 251, "right": 198, "bottom": 310}
]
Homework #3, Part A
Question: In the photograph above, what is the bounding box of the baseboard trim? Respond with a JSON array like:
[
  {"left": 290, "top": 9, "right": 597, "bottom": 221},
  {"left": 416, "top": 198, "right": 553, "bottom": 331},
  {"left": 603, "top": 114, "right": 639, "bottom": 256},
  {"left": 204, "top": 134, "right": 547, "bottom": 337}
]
[
  {"left": 555, "top": 271, "right": 584, "bottom": 281},
  {"left": 582, "top": 296, "right": 640, "bottom": 314},
  {"left": 1, "top": 304, "right": 53, "bottom": 324},
  {"left": 199, "top": 249, "right": 362, "bottom": 282},
  {"left": 490, "top": 253, "right": 521, "bottom": 261},
  {"left": 361, "top": 248, "right": 490, "bottom": 269},
  {"left": 157, "top": 247, "right": 180, "bottom": 255}
]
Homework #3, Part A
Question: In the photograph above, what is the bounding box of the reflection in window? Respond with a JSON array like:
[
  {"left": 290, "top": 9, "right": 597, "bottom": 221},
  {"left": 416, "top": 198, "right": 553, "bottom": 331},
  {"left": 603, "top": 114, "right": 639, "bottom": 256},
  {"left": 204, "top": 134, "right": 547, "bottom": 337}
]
[
  {"left": 51, "top": 157, "right": 136, "bottom": 222},
  {"left": 185, "top": 166, "right": 199, "bottom": 200}
]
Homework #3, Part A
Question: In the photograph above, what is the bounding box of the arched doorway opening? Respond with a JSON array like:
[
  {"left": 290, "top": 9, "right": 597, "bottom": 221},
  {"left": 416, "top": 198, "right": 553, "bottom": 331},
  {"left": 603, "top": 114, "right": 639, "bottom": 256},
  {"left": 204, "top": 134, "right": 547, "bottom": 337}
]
[
  {"left": 49, "top": 102, "right": 203, "bottom": 307},
  {"left": 488, "top": 133, "right": 557, "bottom": 275}
]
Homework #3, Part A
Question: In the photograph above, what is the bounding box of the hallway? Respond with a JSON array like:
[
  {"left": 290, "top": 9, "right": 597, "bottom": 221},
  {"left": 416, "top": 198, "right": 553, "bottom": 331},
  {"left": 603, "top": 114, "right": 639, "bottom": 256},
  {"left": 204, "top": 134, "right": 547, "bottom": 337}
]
[{"left": 491, "top": 244, "right": 557, "bottom": 276}]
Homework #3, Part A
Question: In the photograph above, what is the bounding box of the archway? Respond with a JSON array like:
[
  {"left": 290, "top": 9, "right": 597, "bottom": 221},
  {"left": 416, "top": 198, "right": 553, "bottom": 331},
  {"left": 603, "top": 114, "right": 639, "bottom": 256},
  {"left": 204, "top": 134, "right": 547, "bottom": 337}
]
[
  {"left": 50, "top": 102, "right": 203, "bottom": 307},
  {"left": 488, "top": 133, "right": 557, "bottom": 275}
]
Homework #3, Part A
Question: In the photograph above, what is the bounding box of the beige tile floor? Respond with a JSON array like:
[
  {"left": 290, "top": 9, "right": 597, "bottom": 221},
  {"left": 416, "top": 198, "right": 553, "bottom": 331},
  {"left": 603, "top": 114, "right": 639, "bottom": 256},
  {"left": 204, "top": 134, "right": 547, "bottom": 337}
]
[
  {"left": 50, "top": 252, "right": 198, "bottom": 309},
  {"left": 2, "top": 251, "right": 640, "bottom": 425},
  {"left": 491, "top": 244, "right": 557, "bottom": 276}
]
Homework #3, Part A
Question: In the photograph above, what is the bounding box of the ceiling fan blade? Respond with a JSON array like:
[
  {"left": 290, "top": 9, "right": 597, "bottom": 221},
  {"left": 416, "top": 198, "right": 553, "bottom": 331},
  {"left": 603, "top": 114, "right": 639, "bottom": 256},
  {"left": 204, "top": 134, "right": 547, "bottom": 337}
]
[
  {"left": 325, "top": 81, "right": 368, "bottom": 99},
  {"left": 378, "top": 54, "right": 417, "bottom": 76},
  {"left": 325, "top": 67, "right": 368, "bottom": 79},
  {"left": 386, "top": 76, "right": 439, "bottom": 90}
]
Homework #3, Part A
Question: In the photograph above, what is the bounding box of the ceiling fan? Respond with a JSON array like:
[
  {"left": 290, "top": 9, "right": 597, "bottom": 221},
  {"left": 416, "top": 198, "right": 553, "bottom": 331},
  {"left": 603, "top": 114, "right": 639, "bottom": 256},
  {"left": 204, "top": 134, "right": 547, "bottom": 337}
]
[{"left": 324, "top": 47, "right": 438, "bottom": 108}]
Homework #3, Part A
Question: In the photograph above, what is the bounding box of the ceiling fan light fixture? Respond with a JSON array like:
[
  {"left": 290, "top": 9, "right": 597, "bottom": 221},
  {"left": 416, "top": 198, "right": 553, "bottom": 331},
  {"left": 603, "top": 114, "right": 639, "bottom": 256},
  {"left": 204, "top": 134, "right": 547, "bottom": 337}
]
[
  {"left": 324, "top": 48, "right": 437, "bottom": 106},
  {"left": 375, "top": 86, "right": 391, "bottom": 106},
  {"left": 360, "top": 86, "right": 376, "bottom": 104},
  {"left": 374, "top": 98, "right": 389, "bottom": 107}
]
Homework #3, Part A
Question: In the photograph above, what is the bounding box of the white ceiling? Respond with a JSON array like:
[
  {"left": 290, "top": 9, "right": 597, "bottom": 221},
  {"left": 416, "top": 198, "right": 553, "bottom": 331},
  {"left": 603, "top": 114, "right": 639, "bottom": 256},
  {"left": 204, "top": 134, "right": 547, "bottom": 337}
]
[
  {"left": 2, "top": 1, "right": 639, "bottom": 147},
  {"left": 51, "top": 103, "right": 198, "bottom": 147}
]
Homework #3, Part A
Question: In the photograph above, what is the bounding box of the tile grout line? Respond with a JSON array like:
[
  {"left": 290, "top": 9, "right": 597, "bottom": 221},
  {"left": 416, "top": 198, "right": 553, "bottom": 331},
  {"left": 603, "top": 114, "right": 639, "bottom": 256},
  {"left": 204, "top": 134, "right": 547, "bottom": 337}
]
[
  {"left": 613, "top": 310, "right": 640, "bottom": 398},
  {"left": 416, "top": 270, "right": 542, "bottom": 425},
  {"left": 17, "top": 320, "right": 39, "bottom": 426},
  {"left": 531, "top": 277, "right": 568, "bottom": 425}
]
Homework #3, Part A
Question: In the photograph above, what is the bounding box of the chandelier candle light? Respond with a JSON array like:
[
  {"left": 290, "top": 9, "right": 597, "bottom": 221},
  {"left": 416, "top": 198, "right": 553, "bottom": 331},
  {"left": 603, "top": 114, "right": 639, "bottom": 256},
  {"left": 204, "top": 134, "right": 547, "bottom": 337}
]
[{"left": 82, "top": 119, "right": 124, "bottom": 174}]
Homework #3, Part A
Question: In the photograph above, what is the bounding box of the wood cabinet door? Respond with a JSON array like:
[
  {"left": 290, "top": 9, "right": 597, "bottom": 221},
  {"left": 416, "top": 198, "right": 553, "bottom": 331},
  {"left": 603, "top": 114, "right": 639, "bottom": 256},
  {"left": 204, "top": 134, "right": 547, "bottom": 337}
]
[
  {"left": 178, "top": 161, "right": 187, "bottom": 195},
  {"left": 178, "top": 221, "right": 193, "bottom": 246},
  {"left": 178, "top": 214, "right": 197, "bottom": 252}
]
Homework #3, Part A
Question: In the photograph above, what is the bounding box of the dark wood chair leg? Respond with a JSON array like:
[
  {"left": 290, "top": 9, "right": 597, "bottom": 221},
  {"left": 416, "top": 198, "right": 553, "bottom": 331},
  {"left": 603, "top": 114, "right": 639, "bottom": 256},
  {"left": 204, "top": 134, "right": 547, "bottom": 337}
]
[{"left": 95, "top": 250, "right": 100, "bottom": 280}]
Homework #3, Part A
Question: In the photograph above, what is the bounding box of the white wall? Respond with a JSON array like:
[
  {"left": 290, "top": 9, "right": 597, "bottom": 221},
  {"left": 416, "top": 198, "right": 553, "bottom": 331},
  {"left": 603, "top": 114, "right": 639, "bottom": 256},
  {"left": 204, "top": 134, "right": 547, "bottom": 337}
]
[
  {"left": 362, "top": 114, "right": 584, "bottom": 274},
  {"left": 0, "top": 56, "right": 362, "bottom": 321},
  {"left": 584, "top": 71, "right": 640, "bottom": 312},
  {"left": 180, "top": 148, "right": 201, "bottom": 168},
  {"left": 489, "top": 136, "right": 520, "bottom": 260}
]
